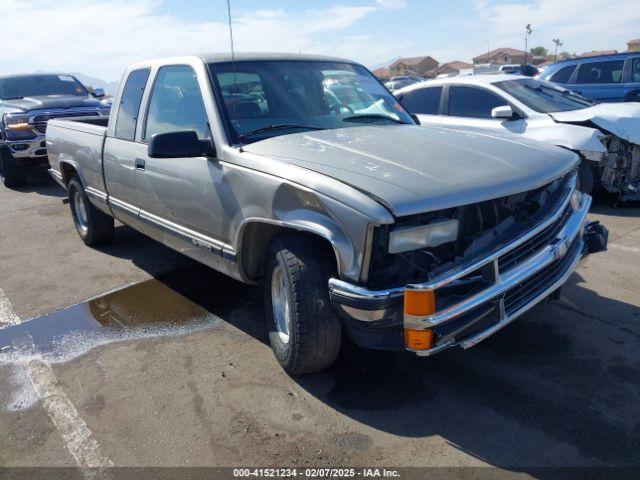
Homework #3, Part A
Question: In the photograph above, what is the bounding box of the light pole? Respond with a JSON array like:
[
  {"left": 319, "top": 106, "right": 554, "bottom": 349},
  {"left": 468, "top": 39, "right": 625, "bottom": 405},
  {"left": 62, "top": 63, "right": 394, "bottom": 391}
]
[
  {"left": 524, "top": 24, "right": 532, "bottom": 65},
  {"left": 553, "top": 38, "right": 563, "bottom": 63}
]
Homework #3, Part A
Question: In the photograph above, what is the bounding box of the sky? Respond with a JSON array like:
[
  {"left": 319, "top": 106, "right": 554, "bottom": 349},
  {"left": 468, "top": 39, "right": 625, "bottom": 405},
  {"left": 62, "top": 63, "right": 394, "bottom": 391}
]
[{"left": 1, "top": 0, "right": 639, "bottom": 82}]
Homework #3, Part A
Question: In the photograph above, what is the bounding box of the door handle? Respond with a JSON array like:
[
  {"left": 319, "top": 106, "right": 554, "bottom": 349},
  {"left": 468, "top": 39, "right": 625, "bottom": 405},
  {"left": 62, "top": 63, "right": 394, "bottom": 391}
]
[{"left": 135, "top": 158, "right": 146, "bottom": 171}]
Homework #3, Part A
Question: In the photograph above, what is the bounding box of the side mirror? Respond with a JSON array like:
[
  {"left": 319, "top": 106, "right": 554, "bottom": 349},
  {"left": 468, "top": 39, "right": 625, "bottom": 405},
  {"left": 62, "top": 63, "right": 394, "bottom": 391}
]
[
  {"left": 491, "top": 105, "right": 517, "bottom": 120},
  {"left": 148, "top": 131, "right": 216, "bottom": 158},
  {"left": 91, "top": 88, "right": 106, "bottom": 98}
]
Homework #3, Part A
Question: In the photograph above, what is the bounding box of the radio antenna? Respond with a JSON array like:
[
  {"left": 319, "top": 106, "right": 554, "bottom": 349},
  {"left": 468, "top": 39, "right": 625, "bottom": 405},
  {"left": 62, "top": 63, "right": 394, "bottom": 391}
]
[
  {"left": 226, "top": 0, "right": 243, "bottom": 150},
  {"left": 226, "top": 0, "right": 236, "bottom": 64}
]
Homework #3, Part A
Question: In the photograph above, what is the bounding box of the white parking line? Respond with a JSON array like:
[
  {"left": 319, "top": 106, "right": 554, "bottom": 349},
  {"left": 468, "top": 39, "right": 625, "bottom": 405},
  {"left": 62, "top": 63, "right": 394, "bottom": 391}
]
[
  {"left": 0, "top": 289, "right": 112, "bottom": 471},
  {"left": 609, "top": 243, "right": 640, "bottom": 254},
  {"left": 26, "top": 355, "right": 113, "bottom": 468},
  {"left": 0, "top": 288, "right": 20, "bottom": 327}
]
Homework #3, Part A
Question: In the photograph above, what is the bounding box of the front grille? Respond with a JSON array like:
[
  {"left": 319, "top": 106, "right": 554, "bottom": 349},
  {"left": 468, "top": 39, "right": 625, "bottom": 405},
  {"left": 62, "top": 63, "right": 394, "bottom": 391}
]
[
  {"left": 32, "top": 111, "right": 100, "bottom": 134},
  {"left": 498, "top": 204, "right": 573, "bottom": 272},
  {"left": 503, "top": 236, "right": 580, "bottom": 316}
]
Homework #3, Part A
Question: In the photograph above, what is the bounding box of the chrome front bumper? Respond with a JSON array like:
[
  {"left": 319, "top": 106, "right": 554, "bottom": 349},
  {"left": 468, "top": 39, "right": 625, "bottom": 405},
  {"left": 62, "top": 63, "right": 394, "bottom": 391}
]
[
  {"left": 329, "top": 190, "right": 606, "bottom": 356},
  {"left": 4, "top": 136, "right": 48, "bottom": 159}
]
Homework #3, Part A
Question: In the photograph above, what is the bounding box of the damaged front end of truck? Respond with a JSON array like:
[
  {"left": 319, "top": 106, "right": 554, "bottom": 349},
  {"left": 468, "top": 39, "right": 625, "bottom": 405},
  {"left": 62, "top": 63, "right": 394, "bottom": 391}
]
[{"left": 329, "top": 171, "right": 608, "bottom": 355}]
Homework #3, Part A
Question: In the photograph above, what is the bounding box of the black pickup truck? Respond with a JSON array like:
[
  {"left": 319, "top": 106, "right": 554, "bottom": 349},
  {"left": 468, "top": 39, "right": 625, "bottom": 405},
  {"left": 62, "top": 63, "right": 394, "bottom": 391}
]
[{"left": 0, "top": 73, "right": 111, "bottom": 187}]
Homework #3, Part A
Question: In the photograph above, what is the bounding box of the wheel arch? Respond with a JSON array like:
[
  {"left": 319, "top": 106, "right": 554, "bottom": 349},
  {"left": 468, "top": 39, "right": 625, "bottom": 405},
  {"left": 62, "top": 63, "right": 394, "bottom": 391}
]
[
  {"left": 59, "top": 160, "right": 80, "bottom": 188},
  {"left": 235, "top": 217, "right": 354, "bottom": 283}
]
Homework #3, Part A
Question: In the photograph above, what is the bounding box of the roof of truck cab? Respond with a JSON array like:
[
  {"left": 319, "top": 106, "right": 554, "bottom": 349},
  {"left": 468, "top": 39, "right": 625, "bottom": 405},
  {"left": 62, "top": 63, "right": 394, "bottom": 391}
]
[
  {"left": 200, "top": 52, "right": 356, "bottom": 64},
  {"left": 129, "top": 53, "right": 358, "bottom": 70},
  {"left": 0, "top": 72, "right": 75, "bottom": 79}
]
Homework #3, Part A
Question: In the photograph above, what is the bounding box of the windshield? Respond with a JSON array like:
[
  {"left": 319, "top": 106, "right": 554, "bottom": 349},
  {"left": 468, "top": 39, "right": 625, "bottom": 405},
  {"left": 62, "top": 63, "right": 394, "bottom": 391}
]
[
  {"left": 495, "top": 78, "right": 596, "bottom": 113},
  {"left": 0, "top": 74, "right": 89, "bottom": 100},
  {"left": 208, "top": 61, "right": 413, "bottom": 144}
]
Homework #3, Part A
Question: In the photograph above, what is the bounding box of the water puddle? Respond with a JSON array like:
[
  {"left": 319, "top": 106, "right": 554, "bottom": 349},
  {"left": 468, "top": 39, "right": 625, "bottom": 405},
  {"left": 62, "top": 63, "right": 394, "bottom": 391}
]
[{"left": 0, "top": 265, "right": 256, "bottom": 365}]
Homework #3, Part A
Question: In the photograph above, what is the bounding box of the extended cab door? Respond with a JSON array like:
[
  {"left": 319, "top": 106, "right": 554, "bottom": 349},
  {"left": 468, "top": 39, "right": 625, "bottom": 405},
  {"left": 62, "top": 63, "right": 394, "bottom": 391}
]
[
  {"left": 103, "top": 68, "right": 150, "bottom": 231},
  {"left": 134, "top": 65, "right": 231, "bottom": 264}
]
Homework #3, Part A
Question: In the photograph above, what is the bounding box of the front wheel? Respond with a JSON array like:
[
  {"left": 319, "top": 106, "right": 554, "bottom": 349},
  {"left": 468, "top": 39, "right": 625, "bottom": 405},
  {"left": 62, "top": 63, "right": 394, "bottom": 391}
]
[
  {"left": 68, "top": 176, "right": 114, "bottom": 246},
  {"left": 0, "top": 148, "right": 26, "bottom": 188},
  {"left": 263, "top": 234, "right": 342, "bottom": 374}
]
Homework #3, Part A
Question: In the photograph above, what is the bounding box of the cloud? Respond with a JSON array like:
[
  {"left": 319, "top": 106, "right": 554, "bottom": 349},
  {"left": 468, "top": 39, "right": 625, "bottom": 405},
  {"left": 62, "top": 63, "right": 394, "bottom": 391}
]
[
  {"left": 0, "top": 0, "right": 399, "bottom": 81},
  {"left": 476, "top": 0, "right": 640, "bottom": 50},
  {"left": 375, "top": 0, "right": 407, "bottom": 9}
]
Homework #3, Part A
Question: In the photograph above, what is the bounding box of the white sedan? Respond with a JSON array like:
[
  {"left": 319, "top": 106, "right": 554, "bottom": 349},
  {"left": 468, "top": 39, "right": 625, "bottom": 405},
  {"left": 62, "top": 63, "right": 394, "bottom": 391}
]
[{"left": 396, "top": 75, "right": 640, "bottom": 199}]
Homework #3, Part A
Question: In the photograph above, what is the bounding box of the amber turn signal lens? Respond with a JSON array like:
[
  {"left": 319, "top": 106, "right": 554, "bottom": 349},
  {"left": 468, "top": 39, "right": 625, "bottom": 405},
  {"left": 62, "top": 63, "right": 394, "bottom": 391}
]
[
  {"left": 6, "top": 122, "right": 30, "bottom": 130},
  {"left": 404, "top": 328, "right": 433, "bottom": 350},
  {"left": 404, "top": 289, "right": 435, "bottom": 316}
]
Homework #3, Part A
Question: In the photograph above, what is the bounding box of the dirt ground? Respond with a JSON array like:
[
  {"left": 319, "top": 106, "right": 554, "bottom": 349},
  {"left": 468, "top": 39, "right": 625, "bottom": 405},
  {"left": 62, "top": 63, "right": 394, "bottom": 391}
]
[{"left": 1, "top": 174, "right": 639, "bottom": 478}]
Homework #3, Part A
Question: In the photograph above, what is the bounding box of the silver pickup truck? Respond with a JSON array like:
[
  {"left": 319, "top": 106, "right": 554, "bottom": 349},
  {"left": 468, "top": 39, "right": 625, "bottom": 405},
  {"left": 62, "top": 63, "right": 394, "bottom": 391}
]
[{"left": 46, "top": 53, "right": 608, "bottom": 374}]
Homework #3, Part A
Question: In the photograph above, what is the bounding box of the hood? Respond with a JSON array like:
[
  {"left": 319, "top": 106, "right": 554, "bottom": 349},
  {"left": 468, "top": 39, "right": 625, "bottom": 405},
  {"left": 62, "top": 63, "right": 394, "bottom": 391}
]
[
  {"left": 549, "top": 103, "right": 640, "bottom": 144},
  {"left": 243, "top": 125, "right": 577, "bottom": 217},
  {"left": 1, "top": 95, "right": 105, "bottom": 112}
]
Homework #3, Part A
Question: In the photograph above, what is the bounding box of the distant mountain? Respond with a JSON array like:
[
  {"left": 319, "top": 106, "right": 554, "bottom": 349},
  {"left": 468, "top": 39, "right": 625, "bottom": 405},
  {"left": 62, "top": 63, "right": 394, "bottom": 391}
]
[
  {"left": 71, "top": 73, "right": 119, "bottom": 96},
  {"left": 369, "top": 56, "right": 402, "bottom": 70}
]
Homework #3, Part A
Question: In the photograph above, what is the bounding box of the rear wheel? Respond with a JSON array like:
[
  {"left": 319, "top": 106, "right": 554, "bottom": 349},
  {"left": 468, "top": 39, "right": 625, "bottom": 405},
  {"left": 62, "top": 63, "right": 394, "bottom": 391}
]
[
  {"left": 263, "top": 234, "right": 342, "bottom": 374},
  {"left": 0, "top": 148, "right": 26, "bottom": 188},
  {"left": 68, "top": 176, "right": 114, "bottom": 246}
]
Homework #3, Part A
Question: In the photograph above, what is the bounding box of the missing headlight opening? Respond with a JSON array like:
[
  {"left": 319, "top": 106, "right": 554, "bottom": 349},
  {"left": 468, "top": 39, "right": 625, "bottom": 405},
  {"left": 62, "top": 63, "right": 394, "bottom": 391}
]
[
  {"left": 600, "top": 136, "right": 640, "bottom": 201},
  {"left": 367, "top": 174, "right": 572, "bottom": 290}
]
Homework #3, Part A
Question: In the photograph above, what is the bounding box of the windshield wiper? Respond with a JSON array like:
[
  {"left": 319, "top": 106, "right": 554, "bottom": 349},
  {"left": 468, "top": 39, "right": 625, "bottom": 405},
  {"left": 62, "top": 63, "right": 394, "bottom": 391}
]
[
  {"left": 238, "top": 124, "right": 324, "bottom": 140},
  {"left": 559, "top": 88, "right": 598, "bottom": 105},
  {"left": 523, "top": 83, "right": 554, "bottom": 98},
  {"left": 342, "top": 114, "right": 405, "bottom": 124},
  {"left": 1, "top": 96, "right": 24, "bottom": 100}
]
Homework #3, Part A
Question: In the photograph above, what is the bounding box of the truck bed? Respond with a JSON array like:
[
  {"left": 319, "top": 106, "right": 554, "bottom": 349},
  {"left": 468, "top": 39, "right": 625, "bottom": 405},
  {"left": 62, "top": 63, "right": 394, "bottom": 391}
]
[{"left": 46, "top": 117, "right": 108, "bottom": 193}]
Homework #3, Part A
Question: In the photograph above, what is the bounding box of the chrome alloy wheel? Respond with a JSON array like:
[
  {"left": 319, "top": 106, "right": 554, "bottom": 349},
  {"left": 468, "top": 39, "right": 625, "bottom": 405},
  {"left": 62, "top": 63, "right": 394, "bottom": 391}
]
[
  {"left": 73, "top": 189, "right": 89, "bottom": 235},
  {"left": 271, "top": 265, "right": 292, "bottom": 344}
]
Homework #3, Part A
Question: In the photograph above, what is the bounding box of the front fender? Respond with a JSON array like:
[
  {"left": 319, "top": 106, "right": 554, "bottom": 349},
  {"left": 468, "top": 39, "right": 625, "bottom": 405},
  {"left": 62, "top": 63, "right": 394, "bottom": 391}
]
[
  {"left": 232, "top": 182, "right": 388, "bottom": 283},
  {"left": 526, "top": 123, "right": 606, "bottom": 157}
]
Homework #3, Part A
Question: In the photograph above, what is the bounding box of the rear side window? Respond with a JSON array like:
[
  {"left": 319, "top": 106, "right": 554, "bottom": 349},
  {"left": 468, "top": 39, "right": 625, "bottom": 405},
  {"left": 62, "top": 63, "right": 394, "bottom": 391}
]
[
  {"left": 448, "top": 86, "right": 507, "bottom": 119},
  {"left": 144, "top": 65, "right": 208, "bottom": 141},
  {"left": 114, "top": 69, "right": 150, "bottom": 140},
  {"left": 632, "top": 58, "right": 640, "bottom": 83},
  {"left": 549, "top": 65, "right": 576, "bottom": 84},
  {"left": 400, "top": 87, "right": 443, "bottom": 114},
  {"left": 576, "top": 60, "right": 625, "bottom": 84}
]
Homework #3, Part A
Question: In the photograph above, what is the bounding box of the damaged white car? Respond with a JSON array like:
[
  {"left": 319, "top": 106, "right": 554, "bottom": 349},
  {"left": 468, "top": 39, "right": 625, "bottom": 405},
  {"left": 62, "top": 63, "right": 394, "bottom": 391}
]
[{"left": 396, "top": 75, "right": 640, "bottom": 200}]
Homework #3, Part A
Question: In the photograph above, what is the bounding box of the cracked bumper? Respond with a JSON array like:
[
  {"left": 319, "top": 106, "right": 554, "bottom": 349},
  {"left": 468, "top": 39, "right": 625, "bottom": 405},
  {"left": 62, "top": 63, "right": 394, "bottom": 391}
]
[{"left": 329, "top": 191, "right": 607, "bottom": 355}]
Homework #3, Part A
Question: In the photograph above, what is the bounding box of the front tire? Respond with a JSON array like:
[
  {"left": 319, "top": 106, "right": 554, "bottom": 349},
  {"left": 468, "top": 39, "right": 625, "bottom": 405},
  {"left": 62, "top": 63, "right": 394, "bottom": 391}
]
[
  {"left": 0, "top": 147, "right": 26, "bottom": 188},
  {"left": 263, "top": 234, "right": 342, "bottom": 374},
  {"left": 68, "top": 176, "right": 114, "bottom": 246}
]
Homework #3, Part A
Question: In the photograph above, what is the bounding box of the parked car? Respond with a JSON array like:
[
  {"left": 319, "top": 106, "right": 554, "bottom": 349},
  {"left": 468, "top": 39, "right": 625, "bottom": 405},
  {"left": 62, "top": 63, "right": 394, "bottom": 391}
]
[
  {"left": 385, "top": 77, "right": 420, "bottom": 92},
  {"left": 539, "top": 52, "right": 640, "bottom": 102},
  {"left": 396, "top": 75, "right": 640, "bottom": 200},
  {"left": 499, "top": 64, "right": 539, "bottom": 77},
  {"left": 390, "top": 75, "right": 424, "bottom": 83},
  {"left": 0, "top": 73, "right": 111, "bottom": 187},
  {"left": 46, "top": 53, "right": 607, "bottom": 374}
]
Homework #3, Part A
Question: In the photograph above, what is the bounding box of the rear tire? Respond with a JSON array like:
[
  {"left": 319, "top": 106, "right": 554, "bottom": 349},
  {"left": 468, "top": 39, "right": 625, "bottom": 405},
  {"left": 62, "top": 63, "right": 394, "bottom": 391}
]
[
  {"left": 0, "top": 148, "right": 26, "bottom": 188},
  {"left": 68, "top": 176, "right": 114, "bottom": 246},
  {"left": 577, "top": 161, "right": 594, "bottom": 195},
  {"left": 263, "top": 234, "right": 342, "bottom": 374}
]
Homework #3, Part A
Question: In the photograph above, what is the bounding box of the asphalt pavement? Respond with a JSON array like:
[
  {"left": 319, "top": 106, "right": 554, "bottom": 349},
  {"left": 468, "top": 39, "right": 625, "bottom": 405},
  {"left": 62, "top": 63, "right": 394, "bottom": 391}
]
[{"left": 1, "top": 174, "right": 639, "bottom": 477}]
